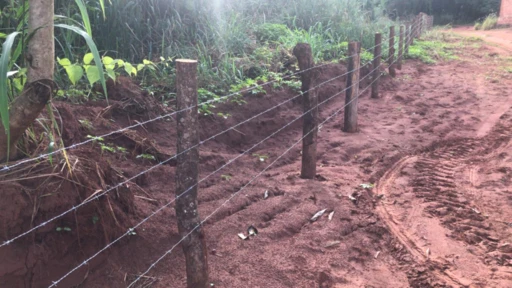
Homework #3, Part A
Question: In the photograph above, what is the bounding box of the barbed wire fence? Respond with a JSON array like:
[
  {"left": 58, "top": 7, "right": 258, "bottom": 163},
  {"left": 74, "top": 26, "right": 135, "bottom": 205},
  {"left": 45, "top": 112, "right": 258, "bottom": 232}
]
[{"left": 0, "top": 13, "right": 433, "bottom": 288}]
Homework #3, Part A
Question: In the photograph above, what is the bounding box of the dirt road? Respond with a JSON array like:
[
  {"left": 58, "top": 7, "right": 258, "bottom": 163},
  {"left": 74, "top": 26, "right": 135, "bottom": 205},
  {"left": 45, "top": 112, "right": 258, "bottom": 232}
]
[{"left": 452, "top": 26, "right": 512, "bottom": 53}]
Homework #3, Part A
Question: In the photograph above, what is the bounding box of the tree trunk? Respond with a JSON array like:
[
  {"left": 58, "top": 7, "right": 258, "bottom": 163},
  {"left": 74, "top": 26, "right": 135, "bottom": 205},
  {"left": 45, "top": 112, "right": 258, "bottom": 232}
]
[{"left": 0, "top": 0, "right": 55, "bottom": 162}]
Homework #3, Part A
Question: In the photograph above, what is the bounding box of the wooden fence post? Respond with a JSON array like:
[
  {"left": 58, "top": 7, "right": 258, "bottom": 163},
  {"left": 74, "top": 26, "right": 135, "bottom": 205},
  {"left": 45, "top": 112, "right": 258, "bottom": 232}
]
[
  {"left": 398, "top": 25, "right": 404, "bottom": 70},
  {"left": 414, "top": 15, "right": 420, "bottom": 39},
  {"left": 293, "top": 43, "right": 318, "bottom": 179},
  {"left": 419, "top": 15, "right": 424, "bottom": 37},
  {"left": 411, "top": 22, "right": 415, "bottom": 45},
  {"left": 371, "top": 33, "right": 381, "bottom": 99},
  {"left": 175, "top": 59, "right": 209, "bottom": 288},
  {"left": 405, "top": 24, "right": 411, "bottom": 55},
  {"left": 344, "top": 42, "right": 360, "bottom": 133},
  {"left": 388, "top": 26, "right": 396, "bottom": 78}
]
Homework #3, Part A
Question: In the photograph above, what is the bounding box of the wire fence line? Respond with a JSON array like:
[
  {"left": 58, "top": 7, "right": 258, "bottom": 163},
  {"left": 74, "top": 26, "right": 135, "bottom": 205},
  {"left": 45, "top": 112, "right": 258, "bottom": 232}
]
[
  {"left": 127, "top": 50, "right": 401, "bottom": 288},
  {"left": 48, "top": 49, "right": 396, "bottom": 288},
  {"left": 0, "top": 46, "right": 383, "bottom": 249}
]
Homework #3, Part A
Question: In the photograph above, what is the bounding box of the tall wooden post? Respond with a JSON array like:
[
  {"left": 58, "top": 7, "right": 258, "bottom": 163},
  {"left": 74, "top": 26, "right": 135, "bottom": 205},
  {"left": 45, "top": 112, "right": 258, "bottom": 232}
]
[
  {"left": 175, "top": 59, "right": 209, "bottom": 288},
  {"left": 411, "top": 23, "right": 415, "bottom": 45},
  {"left": 293, "top": 43, "right": 318, "bottom": 179},
  {"left": 405, "top": 25, "right": 411, "bottom": 55},
  {"left": 344, "top": 42, "right": 360, "bottom": 133},
  {"left": 419, "top": 15, "right": 424, "bottom": 37},
  {"left": 371, "top": 33, "right": 382, "bottom": 99},
  {"left": 388, "top": 26, "right": 396, "bottom": 78},
  {"left": 398, "top": 25, "right": 404, "bottom": 70}
]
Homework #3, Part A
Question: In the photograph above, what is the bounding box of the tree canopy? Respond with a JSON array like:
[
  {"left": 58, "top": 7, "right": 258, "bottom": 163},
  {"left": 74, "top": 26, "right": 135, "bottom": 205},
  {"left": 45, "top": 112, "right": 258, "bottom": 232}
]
[{"left": 383, "top": 0, "right": 501, "bottom": 24}]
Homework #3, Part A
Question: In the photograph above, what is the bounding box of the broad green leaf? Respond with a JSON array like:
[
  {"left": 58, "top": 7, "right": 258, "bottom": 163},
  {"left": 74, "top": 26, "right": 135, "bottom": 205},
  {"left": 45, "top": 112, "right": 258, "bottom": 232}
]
[
  {"left": 106, "top": 68, "right": 116, "bottom": 81},
  {"left": 0, "top": 33, "right": 6, "bottom": 39},
  {"left": 55, "top": 24, "right": 108, "bottom": 100},
  {"left": 86, "top": 66, "right": 101, "bottom": 86},
  {"left": 75, "top": 0, "right": 92, "bottom": 37},
  {"left": 102, "top": 56, "right": 114, "bottom": 65},
  {"left": 137, "top": 64, "right": 145, "bottom": 71},
  {"left": 83, "top": 53, "right": 94, "bottom": 65},
  {"left": 124, "top": 63, "right": 135, "bottom": 76},
  {"left": 105, "top": 63, "right": 115, "bottom": 70},
  {"left": 0, "top": 31, "right": 21, "bottom": 159},
  {"left": 117, "top": 59, "right": 125, "bottom": 68},
  {"left": 57, "top": 57, "right": 72, "bottom": 66},
  {"left": 64, "top": 65, "right": 84, "bottom": 85},
  {"left": 143, "top": 59, "right": 154, "bottom": 65}
]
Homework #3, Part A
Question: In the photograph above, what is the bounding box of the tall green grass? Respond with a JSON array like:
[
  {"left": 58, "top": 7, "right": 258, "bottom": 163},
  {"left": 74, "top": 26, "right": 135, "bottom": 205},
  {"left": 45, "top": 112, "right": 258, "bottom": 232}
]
[
  {"left": 3, "top": 0, "right": 397, "bottom": 103},
  {"left": 481, "top": 14, "right": 498, "bottom": 30}
]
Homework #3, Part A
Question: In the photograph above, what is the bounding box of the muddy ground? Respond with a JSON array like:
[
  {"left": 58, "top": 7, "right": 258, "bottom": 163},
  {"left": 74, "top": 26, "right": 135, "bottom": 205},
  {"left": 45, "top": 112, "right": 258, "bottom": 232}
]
[{"left": 1, "top": 28, "right": 512, "bottom": 288}]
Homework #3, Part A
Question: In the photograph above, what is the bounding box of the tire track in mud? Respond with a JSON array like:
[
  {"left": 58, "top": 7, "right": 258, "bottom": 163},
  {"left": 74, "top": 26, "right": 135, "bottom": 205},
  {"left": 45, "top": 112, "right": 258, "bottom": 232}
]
[{"left": 376, "top": 112, "right": 512, "bottom": 287}]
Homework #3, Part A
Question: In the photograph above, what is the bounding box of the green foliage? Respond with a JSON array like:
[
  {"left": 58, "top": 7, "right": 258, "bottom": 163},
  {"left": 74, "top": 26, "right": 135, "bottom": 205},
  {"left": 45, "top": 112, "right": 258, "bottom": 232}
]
[
  {"left": 136, "top": 154, "right": 156, "bottom": 161},
  {"left": 0, "top": 31, "right": 21, "bottom": 157},
  {"left": 221, "top": 174, "right": 232, "bottom": 181},
  {"left": 406, "top": 32, "right": 460, "bottom": 64},
  {"left": 54, "top": 24, "right": 108, "bottom": 100},
  {"left": 481, "top": 14, "right": 498, "bottom": 31},
  {"left": 474, "top": 22, "right": 482, "bottom": 31},
  {"left": 57, "top": 53, "right": 154, "bottom": 90},
  {"left": 252, "top": 153, "right": 268, "bottom": 162},
  {"left": 384, "top": 0, "right": 500, "bottom": 24},
  {"left": 255, "top": 23, "right": 292, "bottom": 43}
]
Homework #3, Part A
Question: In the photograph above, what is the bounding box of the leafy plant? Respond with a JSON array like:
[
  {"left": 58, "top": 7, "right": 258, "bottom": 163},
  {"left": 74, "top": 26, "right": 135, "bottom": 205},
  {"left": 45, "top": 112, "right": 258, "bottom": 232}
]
[
  {"left": 255, "top": 23, "right": 292, "bottom": 43},
  {"left": 57, "top": 53, "right": 155, "bottom": 90},
  {"left": 136, "top": 154, "right": 156, "bottom": 161},
  {"left": 481, "top": 13, "right": 498, "bottom": 30},
  {"left": 252, "top": 153, "right": 268, "bottom": 162},
  {"left": 78, "top": 119, "right": 94, "bottom": 131},
  {"left": 221, "top": 174, "right": 232, "bottom": 181},
  {"left": 360, "top": 183, "right": 375, "bottom": 189},
  {"left": 56, "top": 227, "right": 72, "bottom": 232}
]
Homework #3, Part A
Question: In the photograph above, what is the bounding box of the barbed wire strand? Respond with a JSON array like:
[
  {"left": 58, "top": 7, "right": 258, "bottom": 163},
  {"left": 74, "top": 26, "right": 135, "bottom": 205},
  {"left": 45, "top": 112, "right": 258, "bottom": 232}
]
[
  {"left": 127, "top": 52, "right": 400, "bottom": 288},
  {"left": 1, "top": 49, "right": 378, "bottom": 250},
  {"left": 48, "top": 50, "right": 396, "bottom": 288}
]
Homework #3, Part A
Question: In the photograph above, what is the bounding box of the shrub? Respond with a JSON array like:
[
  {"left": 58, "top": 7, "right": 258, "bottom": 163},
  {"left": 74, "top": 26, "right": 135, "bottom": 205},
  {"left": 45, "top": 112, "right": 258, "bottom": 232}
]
[
  {"left": 482, "top": 14, "right": 498, "bottom": 30},
  {"left": 474, "top": 22, "right": 482, "bottom": 30},
  {"left": 254, "top": 23, "right": 292, "bottom": 43}
]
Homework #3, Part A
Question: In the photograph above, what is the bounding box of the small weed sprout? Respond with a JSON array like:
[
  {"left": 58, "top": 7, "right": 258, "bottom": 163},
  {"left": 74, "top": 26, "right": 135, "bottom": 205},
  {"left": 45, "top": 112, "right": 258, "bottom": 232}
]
[
  {"left": 137, "top": 154, "right": 156, "bottom": 161},
  {"left": 252, "top": 153, "right": 269, "bottom": 162},
  {"left": 221, "top": 174, "right": 232, "bottom": 181}
]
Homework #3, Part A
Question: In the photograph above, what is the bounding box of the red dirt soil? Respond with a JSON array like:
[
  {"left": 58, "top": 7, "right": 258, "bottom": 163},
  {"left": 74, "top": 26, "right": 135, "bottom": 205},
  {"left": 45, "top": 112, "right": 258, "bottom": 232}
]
[{"left": 1, "top": 29, "right": 512, "bottom": 288}]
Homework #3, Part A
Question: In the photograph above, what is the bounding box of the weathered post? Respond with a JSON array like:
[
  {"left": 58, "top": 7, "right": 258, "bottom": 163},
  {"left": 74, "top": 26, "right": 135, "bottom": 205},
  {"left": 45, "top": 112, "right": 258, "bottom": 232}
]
[
  {"left": 419, "top": 14, "right": 424, "bottom": 37},
  {"left": 388, "top": 26, "right": 396, "bottom": 77},
  {"left": 414, "top": 15, "right": 420, "bottom": 39},
  {"left": 293, "top": 43, "right": 318, "bottom": 179},
  {"left": 371, "top": 33, "right": 382, "bottom": 99},
  {"left": 344, "top": 42, "right": 360, "bottom": 133},
  {"left": 405, "top": 24, "right": 411, "bottom": 55},
  {"left": 411, "top": 23, "right": 415, "bottom": 44},
  {"left": 398, "top": 25, "right": 404, "bottom": 70},
  {"left": 175, "top": 59, "right": 209, "bottom": 288}
]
